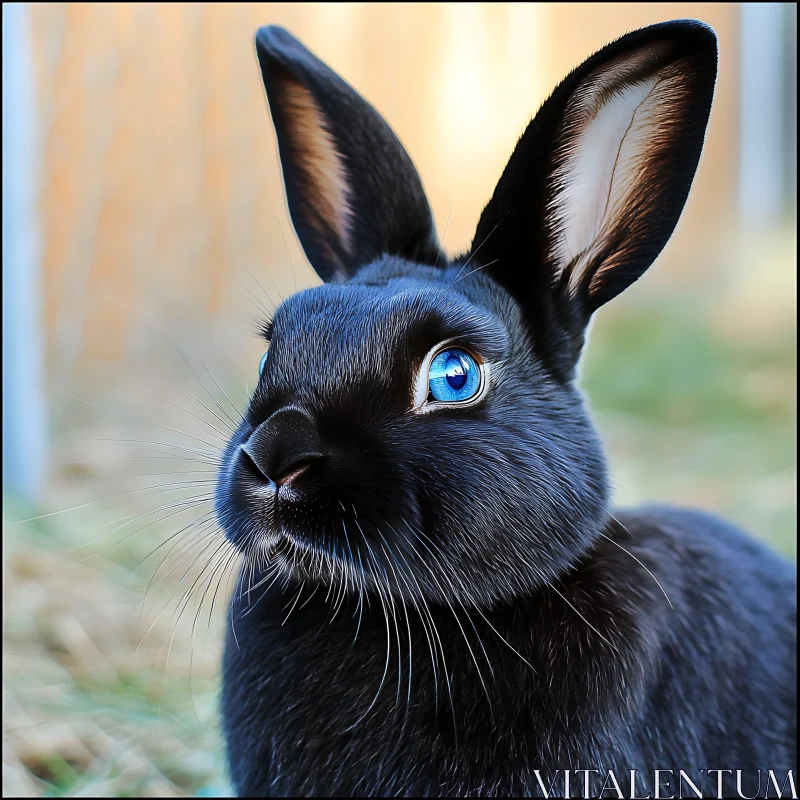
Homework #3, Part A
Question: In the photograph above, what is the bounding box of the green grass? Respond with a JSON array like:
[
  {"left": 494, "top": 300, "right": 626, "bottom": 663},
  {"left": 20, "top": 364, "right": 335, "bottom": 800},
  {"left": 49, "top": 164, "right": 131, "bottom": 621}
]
[{"left": 581, "top": 291, "right": 795, "bottom": 558}]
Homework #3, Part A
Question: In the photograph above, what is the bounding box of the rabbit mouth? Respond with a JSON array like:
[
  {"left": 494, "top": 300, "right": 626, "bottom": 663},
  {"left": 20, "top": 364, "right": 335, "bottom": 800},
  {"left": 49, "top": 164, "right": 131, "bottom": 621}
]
[{"left": 217, "top": 469, "right": 428, "bottom": 597}]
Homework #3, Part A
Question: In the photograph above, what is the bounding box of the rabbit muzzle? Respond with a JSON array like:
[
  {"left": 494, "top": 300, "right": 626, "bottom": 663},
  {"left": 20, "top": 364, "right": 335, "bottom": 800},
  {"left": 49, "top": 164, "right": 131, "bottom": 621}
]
[{"left": 241, "top": 406, "right": 326, "bottom": 489}]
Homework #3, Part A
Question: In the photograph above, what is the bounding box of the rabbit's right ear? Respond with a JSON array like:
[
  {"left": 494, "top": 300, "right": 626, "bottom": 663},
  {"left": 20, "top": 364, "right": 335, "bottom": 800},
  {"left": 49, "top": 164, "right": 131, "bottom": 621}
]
[
  {"left": 471, "top": 20, "right": 717, "bottom": 377},
  {"left": 255, "top": 26, "right": 440, "bottom": 283}
]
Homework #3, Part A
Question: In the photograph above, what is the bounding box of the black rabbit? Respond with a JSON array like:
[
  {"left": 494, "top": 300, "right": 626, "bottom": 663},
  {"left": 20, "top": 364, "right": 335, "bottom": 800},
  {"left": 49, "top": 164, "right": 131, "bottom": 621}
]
[{"left": 215, "top": 20, "right": 797, "bottom": 798}]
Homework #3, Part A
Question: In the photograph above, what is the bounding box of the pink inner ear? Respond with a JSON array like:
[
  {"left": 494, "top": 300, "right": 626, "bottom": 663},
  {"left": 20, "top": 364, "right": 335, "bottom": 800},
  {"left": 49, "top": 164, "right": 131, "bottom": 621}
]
[
  {"left": 545, "top": 45, "right": 691, "bottom": 296},
  {"left": 278, "top": 77, "right": 354, "bottom": 268}
]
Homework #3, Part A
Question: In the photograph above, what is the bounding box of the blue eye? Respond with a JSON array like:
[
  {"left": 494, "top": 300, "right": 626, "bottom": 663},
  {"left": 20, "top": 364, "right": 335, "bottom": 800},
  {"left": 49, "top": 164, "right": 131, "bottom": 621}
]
[
  {"left": 259, "top": 351, "right": 269, "bottom": 376},
  {"left": 428, "top": 348, "right": 482, "bottom": 403}
]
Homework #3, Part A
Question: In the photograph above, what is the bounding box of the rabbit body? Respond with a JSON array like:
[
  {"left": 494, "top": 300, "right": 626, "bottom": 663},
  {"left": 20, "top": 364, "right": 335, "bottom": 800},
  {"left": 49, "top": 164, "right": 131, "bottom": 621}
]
[
  {"left": 214, "top": 20, "right": 797, "bottom": 798},
  {"left": 222, "top": 505, "right": 796, "bottom": 797}
]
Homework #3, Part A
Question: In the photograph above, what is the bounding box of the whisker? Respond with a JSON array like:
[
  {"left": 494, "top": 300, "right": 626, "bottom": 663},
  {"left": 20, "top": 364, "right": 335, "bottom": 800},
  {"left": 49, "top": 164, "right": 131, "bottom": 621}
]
[
  {"left": 79, "top": 435, "right": 221, "bottom": 462},
  {"left": 139, "top": 513, "right": 220, "bottom": 629},
  {"left": 56, "top": 454, "right": 214, "bottom": 467},
  {"left": 450, "top": 258, "right": 500, "bottom": 286},
  {"left": 601, "top": 520, "right": 674, "bottom": 609},
  {"left": 14, "top": 480, "right": 216, "bottom": 524},
  {"left": 383, "top": 538, "right": 441, "bottom": 713},
  {"left": 76, "top": 495, "right": 215, "bottom": 561},
  {"left": 241, "top": 263, "right": 280, "bottom": 311},
  {"left": 423, "top": 202, "right": 453, "bottom": 288},
  {"left": 197, "top": 356, "right": 245, "bottom": 426},
  {"left": 385, "top": 520, "right": 457, "bottom": 742},
  {"left": 245, "top": 262, "right": 285, "bottom": 310},
  {"left": 378, "top": 534, "right": 414, "bottom": 728},
  {"left": 161, "top": 335, "right": 243, "bottom": 434},
  {"left": 158, "top": 540, "right": 230, "bottom": 716},
  {"left": 396, "top": 522, "right": 495, "bottom": 718},
  {"left": 136, "top": 507, "right": 218, "bottom": 571},
  {"left": 147, "top": 533, "right": 231, "bottom": 656},
  {"left": 59, "top": 391, "right": 229, "bottom": 450},
  {"left": 547, "top": 582, "right": 620, "bottom": 654},
  {"left": 281, "top": 581, "right": 306, "bottom": 626},
  {"left": 472, "top": 605, "right": 537, "bottom": 674},
  {"left": 237, "top": 280, "right": 275, "bottom": 321},
  {"left": 448, "top": 211, "right": 509, "bottom": 287},
  {"left": 173, "top": 383, "right": 239, "bottom": 442},
  {"left": 342, "top": 540, "right": 393, "bottom": 732},
  {"left": 188, "top": 544, "right": 239, "bottom": 719},
  {"left": 168, "top": 345, "right": 241, "bottom": 433},
  {"left": 136, "top": 531, "right": 222, "bottom": 657},
  {"left": 265, "top": 191, "right": 298, "bottom": 294},
  {"left": 140, "top": 521, "right": 224, "bottom": 638},
  {"left": 144, "top": 393, "right": 233, "bottom": 440},
  {"left": 239, "top": 560, "right": 284, "bottom": 620}
]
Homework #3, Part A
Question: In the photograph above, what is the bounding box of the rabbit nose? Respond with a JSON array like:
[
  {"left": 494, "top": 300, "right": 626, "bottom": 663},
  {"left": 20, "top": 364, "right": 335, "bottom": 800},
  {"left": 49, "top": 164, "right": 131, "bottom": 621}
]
[{"left": 241, "top": 407, "right": 325, "bottom": 487}]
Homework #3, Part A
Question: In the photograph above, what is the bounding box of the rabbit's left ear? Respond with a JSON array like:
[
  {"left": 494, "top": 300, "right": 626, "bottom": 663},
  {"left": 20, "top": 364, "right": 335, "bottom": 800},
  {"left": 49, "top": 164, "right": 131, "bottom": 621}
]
[
  {"left": 255, "top": 26, "right": 440, "bottom": 283},
  {"left": 472, "top": 20, "right": 717, "bottom": 369}
]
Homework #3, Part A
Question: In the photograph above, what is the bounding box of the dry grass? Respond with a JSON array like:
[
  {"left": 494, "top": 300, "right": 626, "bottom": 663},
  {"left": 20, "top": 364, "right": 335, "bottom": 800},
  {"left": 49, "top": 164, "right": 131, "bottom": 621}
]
[
  {"left": 3, "top": 510, "right": 232, "bottom": 797},
  {"left": 4, "top": 337, "right": 245, "bottom": 796},
  {"left": 3, "top": 394, "right": 235, "bottom": 799}
]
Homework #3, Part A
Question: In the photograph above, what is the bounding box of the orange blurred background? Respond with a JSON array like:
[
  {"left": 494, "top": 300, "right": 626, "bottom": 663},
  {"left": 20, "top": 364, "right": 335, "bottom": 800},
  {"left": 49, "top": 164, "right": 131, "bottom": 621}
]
[{"left": 29, "top": 3, "right": 740, "bottom": 375}]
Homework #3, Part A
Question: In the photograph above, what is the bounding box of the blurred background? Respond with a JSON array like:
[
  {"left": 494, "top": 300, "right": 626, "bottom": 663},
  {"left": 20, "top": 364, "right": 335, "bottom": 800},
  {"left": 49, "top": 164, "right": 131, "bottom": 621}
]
[{"left": 2, "top": 3, "right": 796, "bottom": 796}]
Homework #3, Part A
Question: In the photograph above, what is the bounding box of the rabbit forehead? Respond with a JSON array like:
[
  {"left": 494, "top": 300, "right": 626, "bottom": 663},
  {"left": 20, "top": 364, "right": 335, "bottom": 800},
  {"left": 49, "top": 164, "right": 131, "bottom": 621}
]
[
  {"left": 275, "top": 282, "right": 504, "bottom": 351},
  {"left": 264, "top": 281, "right": 506, "bottom": 395}
]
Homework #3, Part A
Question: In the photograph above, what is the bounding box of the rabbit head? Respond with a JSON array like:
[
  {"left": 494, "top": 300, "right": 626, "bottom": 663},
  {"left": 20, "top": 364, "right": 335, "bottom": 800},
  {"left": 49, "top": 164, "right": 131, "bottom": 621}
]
[{"left": 215, "top": 21, "right": 717, "bottom": 609}]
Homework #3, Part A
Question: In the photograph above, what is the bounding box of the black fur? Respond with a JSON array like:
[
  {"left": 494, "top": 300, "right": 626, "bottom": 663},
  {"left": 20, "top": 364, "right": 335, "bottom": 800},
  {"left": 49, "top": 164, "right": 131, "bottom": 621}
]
[
  {"left": 214, "top": 20, "right": 797, "bottom": 798},
  {"left": 255, "top": 26, "right": 440, "bottom": 282}
]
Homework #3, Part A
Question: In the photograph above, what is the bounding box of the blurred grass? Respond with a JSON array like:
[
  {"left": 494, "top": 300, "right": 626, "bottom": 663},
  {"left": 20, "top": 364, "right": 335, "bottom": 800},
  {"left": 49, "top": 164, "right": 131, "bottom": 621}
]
[
  {"left": 2, "top": 228, "right": 796, "bottom": 797},
  {"left": 3, "top": 494, "right": 233, "bottom": 797},
  {"left": 583, "top": 302, "right": 796, "bottom": 558},
  {"left": 581, "top": 227, "right": 796, "bottom": 559}
]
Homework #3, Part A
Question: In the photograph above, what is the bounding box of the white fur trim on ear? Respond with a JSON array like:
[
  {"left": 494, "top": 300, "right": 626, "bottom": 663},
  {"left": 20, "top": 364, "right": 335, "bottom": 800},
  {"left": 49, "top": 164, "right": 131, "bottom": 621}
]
[{"left": 547, "top": 46, "right": 688, "bottom": 295}]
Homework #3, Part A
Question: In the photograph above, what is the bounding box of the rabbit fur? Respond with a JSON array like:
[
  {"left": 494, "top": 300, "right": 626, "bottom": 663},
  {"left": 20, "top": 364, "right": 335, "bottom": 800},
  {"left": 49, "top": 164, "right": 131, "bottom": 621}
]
[{"left": 214, "top": 20, "right": 797, "bottom": 798}]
